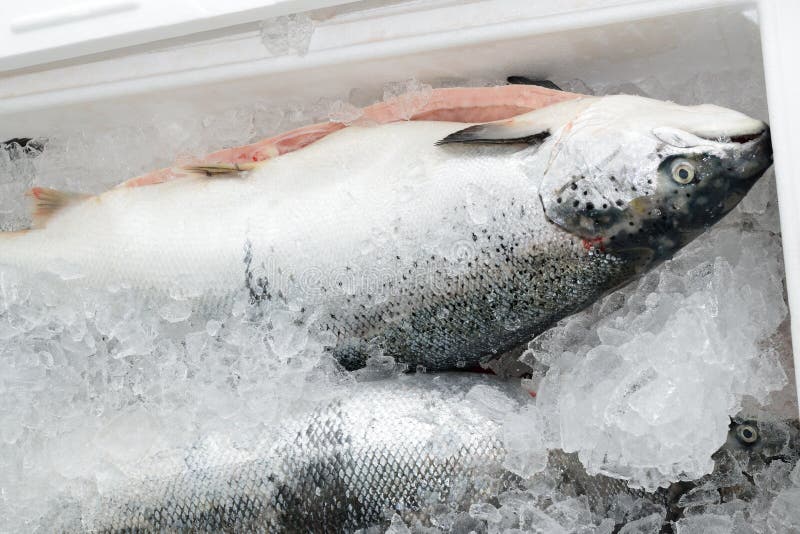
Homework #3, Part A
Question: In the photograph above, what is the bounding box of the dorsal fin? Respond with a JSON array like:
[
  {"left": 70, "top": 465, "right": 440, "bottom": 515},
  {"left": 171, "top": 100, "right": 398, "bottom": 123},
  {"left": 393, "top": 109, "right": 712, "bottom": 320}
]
[
  {"left": 506, "top": 76, "right": 563, "bottom": 91},
  {"left": 27, "top": 187, "right": 90, "bottom": 228}
]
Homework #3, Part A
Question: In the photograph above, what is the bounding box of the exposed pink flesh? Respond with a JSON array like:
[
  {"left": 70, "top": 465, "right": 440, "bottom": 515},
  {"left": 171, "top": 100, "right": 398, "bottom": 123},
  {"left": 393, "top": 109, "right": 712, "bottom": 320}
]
[
  {"left": 120, "top": 168, "right": 182, "bottom": 188},
  {"left": 205, "top": 122, "right": 345, "bottom": 164},
  {"left": 411, "top": 106, "right": 533, "bottom": 122},
  {"left": 364, "top": 85, "right": 578, "bottom": 123},
  {"left": 117, "top": 85, "right": 580, "bottom": 189}
]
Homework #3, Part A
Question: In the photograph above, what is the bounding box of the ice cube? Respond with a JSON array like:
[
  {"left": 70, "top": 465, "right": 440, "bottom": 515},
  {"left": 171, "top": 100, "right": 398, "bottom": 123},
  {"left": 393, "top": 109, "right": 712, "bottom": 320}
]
[
  {"left": 675, "top": 514, "right": 734, "bottom": 534},
  {"left": 501, "top": 405, "right": 548, "bottom": 478},
  {"left": 382, "top": 79, "right": 433, "bottom": 120},
  {"left": 593, "top": 518, "right": 617, "bottom": 534},
  {"left": 534, "top": 218, "right": 789, "bottom": 490},
  {"left": 385, "top": 513, "right": 412, "bottom": 534},
  {"left": 158, "top": 299, "right": 193, "bottom": 323},
  {"left": 469, "top": 502, "right": 502, "bottom": 523},
  {"left": 677, "top": 483, "right": 721, "bottom": 508},
  {"left": 327, "top": 100, "right": 363, "bottom": 125},
  {"left": 259, "top": 14, "right": 315, "bottom": 56},
  {"left": 768, "top": 487, "right": 800, "bottom": 532},
  {"left": 205, "top": 319, "right": 221, "bottom": 337},
  {"left": 545, "top": 496, "right": 593, "bottom": 531},
  {"left": 618, "top": 512, "right": 663, "bottom": 534},
  {"left": 267, "top": 308, "right": 310, "bottom": 360},
  {"left": 754, "top": 460, "right": 794, "bottom": 496},
  {"left": 95, "top": 405, "right": 164, "bottom": 466},
  {"left": 465, "top": 383, "right": 517, "bottom": 420},
  {"left": 738, "top": 170, "right": 774, "bottom": 216}
]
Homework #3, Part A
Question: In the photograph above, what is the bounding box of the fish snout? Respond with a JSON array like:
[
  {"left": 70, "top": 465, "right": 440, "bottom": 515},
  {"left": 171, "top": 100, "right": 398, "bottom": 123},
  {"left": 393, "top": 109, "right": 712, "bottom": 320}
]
[
  {"left": 734, "top": 124, "right": 772, "bottom": 182},
  {"left": 753, "top": 124, "right": 772, "bottom": 163}
]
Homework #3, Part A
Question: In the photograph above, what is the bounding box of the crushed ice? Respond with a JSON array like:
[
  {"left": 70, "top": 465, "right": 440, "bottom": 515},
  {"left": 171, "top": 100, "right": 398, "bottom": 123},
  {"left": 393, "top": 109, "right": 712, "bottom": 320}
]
[
  {"left": 522, "top": 221, "right": 788, "bottom": 489},
  {"left": 0, "top": 69, "right": 797, "bottom": 533}
]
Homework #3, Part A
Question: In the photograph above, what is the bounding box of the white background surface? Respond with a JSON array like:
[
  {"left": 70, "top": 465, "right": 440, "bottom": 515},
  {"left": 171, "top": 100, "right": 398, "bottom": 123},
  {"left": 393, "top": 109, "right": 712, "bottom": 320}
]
[{"left": 0, "top": 0, "right": 354, "bottom": 71}]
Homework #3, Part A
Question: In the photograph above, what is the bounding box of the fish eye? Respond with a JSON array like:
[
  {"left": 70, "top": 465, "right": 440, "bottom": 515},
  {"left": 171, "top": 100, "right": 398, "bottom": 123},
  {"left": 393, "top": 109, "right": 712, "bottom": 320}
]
[
  {"left": 736, "top": 424, "right": 759, "bottom": 445},
  {"left": 671, "top": 159, "right": 696, "bottom": 185}
]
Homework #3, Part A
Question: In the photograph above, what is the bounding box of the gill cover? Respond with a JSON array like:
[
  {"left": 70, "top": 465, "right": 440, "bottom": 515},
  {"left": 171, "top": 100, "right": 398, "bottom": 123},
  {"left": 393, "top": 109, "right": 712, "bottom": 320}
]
[{"left": 537, "top": 98, "right": 662, "bottom": 241}]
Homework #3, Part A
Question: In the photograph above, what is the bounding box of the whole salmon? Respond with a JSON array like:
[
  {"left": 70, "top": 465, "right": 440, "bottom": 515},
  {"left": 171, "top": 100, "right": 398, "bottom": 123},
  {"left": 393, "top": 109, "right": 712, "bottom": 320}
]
[
  {"left": 63, "top": 375, "right": 797, "bottom": 533},
  {"left": 0, "top": 94, "right": 772, "bottom": 370}
]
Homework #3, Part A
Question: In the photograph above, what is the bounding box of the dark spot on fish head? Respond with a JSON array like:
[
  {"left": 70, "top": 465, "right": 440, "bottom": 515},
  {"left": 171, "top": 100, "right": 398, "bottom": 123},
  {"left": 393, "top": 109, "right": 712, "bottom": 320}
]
[{"left": 537, "top": 131, "right": 666, "bottom": 255}]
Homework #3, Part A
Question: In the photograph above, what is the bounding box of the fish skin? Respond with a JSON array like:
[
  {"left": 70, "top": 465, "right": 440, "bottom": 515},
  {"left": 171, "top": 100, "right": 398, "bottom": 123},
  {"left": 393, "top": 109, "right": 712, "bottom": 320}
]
[
  {"left": 67, "top": 375, "right": 798, "bottom": 533},
  {"left": 77, "top": 375, "right": 520, "bottom": 533},
  {"left": 0, "top": 95, "right": 773, "bottom": 371}
]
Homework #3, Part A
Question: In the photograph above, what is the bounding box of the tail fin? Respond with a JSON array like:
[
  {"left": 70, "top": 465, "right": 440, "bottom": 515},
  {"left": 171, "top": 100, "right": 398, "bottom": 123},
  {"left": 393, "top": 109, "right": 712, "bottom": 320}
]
[{"left": 27, "top": 187, "right": 90, "bottom": 228}]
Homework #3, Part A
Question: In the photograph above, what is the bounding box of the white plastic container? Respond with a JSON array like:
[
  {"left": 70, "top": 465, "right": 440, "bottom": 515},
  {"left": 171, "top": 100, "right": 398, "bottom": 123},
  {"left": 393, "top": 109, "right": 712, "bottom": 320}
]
[{"left": 0, "top": 0, "right": 797, "bottom": 410}]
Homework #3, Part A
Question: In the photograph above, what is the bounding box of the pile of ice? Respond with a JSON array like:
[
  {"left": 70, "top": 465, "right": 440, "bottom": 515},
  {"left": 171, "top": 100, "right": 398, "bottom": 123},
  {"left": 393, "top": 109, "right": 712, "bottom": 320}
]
[
  {"left": 673, "top": 460, "right": 800, "bottom": 534},
  {"left": 482, "top": 459, "right": 800, "bottom": 534},
  {"left": 0, "top": 271, "right": 353, "bottom": 530},
  {"left": 454, "top": 414, "right": 800, "bottom": 534},
  {"left": 519, "top": 210, "right": 788, "bottom": 489}
]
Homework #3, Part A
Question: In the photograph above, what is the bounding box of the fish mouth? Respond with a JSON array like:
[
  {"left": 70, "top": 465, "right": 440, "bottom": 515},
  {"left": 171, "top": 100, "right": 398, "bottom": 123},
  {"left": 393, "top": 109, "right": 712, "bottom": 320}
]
[
  {"left": 695, "top": 123, "right": 772, "bottom": 177},
  {"left": 744, "top": 125, "right": 771, "bottom": 154},
  {"left": 695, "top": 130, "right": 767, "bottom": 145},
  {"left": 730, "top": 132, "right": 763, "bottom": 144},
  {"left": 728, "top": 126, "right": 772, "bottom": 192}
]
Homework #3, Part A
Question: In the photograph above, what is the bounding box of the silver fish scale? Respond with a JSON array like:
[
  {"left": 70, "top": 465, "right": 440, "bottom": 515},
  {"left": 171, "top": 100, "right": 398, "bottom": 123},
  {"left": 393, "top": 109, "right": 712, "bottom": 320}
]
[
  {"left": 327, "top": 231, "right": 647, "bottom": 371},
  {"left": 84, "top": 378, "right": 519, "bottom": 533}
]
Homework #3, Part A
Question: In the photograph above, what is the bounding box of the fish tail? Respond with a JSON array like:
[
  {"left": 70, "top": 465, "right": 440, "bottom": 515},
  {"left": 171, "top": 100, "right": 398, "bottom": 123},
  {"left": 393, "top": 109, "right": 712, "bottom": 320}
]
[
  {"left": 27, "top": 187, "right": 90, "bottom": 228},
  {"left": 0, "top": 186, "right": 93, "bottom": 274}
]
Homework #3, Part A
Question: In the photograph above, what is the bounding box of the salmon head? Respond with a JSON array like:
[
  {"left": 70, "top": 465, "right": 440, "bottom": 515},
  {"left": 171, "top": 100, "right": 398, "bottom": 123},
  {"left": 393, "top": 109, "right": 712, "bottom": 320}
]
[{"left": 534, "top": 95, "right": 773, "bottom": 261}]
